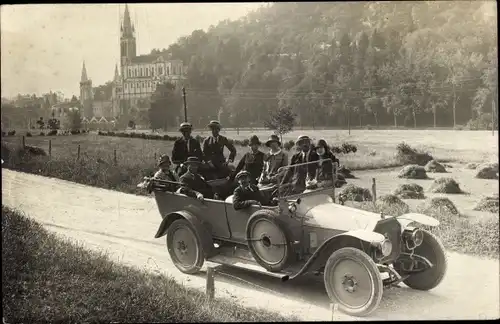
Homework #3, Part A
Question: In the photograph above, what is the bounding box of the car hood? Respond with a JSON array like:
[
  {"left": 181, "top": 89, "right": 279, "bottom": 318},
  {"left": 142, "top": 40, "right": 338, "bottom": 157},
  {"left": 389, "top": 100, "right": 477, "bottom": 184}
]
[{"left": 297, "top": 194, "right": 381, "bottom": 231}]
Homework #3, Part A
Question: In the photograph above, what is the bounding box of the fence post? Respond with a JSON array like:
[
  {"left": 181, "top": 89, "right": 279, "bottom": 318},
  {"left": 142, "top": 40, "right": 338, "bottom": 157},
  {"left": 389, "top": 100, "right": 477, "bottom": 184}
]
[
  {"left": 22, "top": 136, "right": 25, "bottom": 149},
  {"left": 206, "top": 266, "right": 215, "bottom": 301},
  {"left": 371, "top": 178, "right": 377, "bottom": 203},
  {"left": 48, "top": 140, "right": 52, "bottom": 159},
  {"left": 113, "top": 149, "right": 117, "bottom": 165},
  {"left": 77, "top": 145, "right": 81, "bottom": 160}
]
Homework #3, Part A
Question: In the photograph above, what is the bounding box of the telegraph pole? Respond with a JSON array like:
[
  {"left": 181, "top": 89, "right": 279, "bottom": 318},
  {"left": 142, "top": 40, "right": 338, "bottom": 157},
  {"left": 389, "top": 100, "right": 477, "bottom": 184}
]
[{"left": 182, "top": 87, "right": 188, "bottom": 122}]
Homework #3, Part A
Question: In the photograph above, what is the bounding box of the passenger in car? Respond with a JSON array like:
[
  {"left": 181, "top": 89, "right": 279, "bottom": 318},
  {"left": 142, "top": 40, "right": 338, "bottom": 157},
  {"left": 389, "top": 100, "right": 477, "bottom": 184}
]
[
  {"left": 259, "top": 134, "right": 288, "bottom": 185},
  {"left": 179, "top": 156, "right": 216, "bottom": 201},
  {"left": 203, "top": 120, "right": 237, "bottom": 179},
  {"left": 232, "top": 170, "right": 266, "bottom": 210},
  {"left": 153, "top": 154, "right": 180, "bottom": 192},
  {"left": 231, "top": 135, "right": 265, "bottom": 185}
]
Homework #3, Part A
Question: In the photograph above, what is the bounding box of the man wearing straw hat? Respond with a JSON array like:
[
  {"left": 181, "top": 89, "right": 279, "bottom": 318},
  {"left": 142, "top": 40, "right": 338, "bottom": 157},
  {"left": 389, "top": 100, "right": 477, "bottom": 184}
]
[
  {"left": 259, "top": 134, "right": 289, "bottom": 185},
  {"left": 281, "top": 135, "right": 319, "bottom": 196},
  {"left": 203, "top": 120, "right": 237, "bottom": 179},
  {"left": 178, "top": 156, "right": 215, "bottom": 201},
  {"left": 172, "top": 122, "right": 203, "bottom": 176}
]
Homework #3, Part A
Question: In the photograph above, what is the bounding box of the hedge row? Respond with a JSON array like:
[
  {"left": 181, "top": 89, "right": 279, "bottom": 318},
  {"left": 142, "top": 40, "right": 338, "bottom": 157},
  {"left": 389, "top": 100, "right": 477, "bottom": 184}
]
[
  {"left": 97, "top": 131, "right": 358, "bottom": 154},
  {"left": 2, "top": 130, "right": 90, "bottom": 138}
]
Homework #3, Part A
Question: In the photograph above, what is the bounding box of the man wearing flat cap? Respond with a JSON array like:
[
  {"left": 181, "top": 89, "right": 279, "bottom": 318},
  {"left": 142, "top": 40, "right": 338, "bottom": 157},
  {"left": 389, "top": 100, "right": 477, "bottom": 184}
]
[
  {"left": 232, "top": 170, "right": 266, "bottom": 210},
  {"left": 231, "top": 135, "right": 265, "bottom": 185},
  {"left": 172, "top": 122, "right": 203, "bottom": 176},
  {"left": 178, "top": 156, "right": 215, "bottom": 201},
  {"left": 203, "top": 120, "right": 237, "bottom": 179},
  {"left": 281, "top": 135, "right": 319, "bottom": 195}
]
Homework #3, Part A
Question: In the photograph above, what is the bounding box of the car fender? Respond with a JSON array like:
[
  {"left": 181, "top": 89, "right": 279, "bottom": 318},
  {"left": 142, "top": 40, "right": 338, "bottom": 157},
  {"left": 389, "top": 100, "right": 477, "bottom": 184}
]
[
  {"left": 289, "top": 230, "right": 386, "bottom": 279},
  {"left": 396, "top": 213, "right": 440, "bottom": 229},
  {"left": 154, "top": 210, "right": 215, "bottom": 258}
]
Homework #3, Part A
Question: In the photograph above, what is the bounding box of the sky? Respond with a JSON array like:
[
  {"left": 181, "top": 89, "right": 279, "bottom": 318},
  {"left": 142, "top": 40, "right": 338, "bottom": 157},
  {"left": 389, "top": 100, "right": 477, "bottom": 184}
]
[{"left": 0, "top": 3, "right": 263, "bottom": 99}]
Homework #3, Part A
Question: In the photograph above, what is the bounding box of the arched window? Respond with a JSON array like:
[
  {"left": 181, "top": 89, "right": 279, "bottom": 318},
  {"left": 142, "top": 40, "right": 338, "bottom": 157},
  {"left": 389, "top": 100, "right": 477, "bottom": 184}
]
[{"left": 159, "top": 66, "right": 163, "bottom": 75}]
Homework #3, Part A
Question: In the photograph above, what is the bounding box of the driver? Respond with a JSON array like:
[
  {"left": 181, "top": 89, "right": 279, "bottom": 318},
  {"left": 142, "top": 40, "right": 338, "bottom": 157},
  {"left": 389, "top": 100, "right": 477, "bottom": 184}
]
[
  {"left": 202, "top": 120, "right": 237, "bottom": 179},
  {"left": 178, "top": 156, "right": 215, "bottom": 201},
  {"left": 232, "top": 171, "right": 266, "bottom": 210},
  {"left": 172, "top": 122, "right": 203, "bottom": 176}
]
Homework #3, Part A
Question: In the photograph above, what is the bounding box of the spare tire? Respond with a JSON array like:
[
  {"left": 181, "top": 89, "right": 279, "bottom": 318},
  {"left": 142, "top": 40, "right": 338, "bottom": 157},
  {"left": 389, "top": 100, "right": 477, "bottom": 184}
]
[{"left": 246, "top": 209, "right": 293, "bottom": 272}]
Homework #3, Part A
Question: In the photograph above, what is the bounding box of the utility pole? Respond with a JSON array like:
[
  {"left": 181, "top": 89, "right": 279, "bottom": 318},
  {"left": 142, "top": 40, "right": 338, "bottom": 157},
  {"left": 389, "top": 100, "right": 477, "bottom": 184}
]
[{"left": 182, "top": 87, "right": 188, "bottom": 122}]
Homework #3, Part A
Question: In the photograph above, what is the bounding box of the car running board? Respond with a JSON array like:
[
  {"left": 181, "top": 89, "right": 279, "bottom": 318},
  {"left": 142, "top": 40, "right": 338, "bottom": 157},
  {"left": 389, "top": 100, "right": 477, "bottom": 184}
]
[{"left": 207, "top": 254, "right": 293, "bottom": 281}]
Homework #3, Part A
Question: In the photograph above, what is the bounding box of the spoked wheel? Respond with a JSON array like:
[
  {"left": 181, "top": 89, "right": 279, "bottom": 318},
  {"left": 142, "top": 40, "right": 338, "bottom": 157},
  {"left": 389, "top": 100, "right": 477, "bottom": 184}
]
[
  {"left": 166, "top": 219, "right": 205, "bottom": 274},
  {"left": 324, "top": 247, "right": 383, "bottom": 317}
]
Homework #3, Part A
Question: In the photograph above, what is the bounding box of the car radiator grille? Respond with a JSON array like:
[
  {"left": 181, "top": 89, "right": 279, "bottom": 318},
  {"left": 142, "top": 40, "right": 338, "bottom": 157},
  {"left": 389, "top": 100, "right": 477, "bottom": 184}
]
[{"left": 373, "top": 218, "right": 402, "bottom": 263}]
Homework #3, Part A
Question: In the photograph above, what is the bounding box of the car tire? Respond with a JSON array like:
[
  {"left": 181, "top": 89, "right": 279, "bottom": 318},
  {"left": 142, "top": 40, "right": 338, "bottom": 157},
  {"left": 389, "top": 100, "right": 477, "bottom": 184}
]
[
  {"left": 324, "top": 247, "right": 383, "bottom": 317},
  {"left": 394, "top": 229, "right": 447, "bottom": 291},
  {"left": 246, "top": 210, "right": 292, "bottom": 273},
  {"left": 166, "top": 218, "right": 205, "bottom": 274}
]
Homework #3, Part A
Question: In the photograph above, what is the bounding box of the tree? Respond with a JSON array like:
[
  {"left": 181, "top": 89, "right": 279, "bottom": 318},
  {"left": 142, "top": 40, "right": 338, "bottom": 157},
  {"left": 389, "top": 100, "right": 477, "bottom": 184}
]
[
  {"left": 264, "top": 106, "right": 296, "bottom": 143},
  {"left": 149, "top": 82, "right": 181, "bottom": 131},
  {"left": 64, "top": 108, "right": 82, "bottom": 131},
  {"left": 364, "top": 96, "right": 383, "bottom": 126},
  {"left": 36, "top": 117, "right": 45, "bottom": 129},
  {"left": 128, "top": 120, "right": 136, "bottom": 129}
]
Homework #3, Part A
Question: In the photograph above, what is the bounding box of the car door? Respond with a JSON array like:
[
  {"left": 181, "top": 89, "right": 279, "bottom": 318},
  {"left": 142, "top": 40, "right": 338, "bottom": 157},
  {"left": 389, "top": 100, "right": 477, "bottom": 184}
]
[{"left": 224, "top": 203, "right": 262, "bottom": 243}]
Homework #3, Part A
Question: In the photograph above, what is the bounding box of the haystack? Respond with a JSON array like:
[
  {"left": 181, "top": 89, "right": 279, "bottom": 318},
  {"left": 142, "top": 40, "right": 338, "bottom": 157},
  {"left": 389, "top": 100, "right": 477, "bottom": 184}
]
[
  {"left": 424, "top": 197, "right": 460, "bottom": 216},
  {"left": 473, "top": 194, "right": 499, "bottom": 214},
  {"left": 393, "top": 183, "right": 425, "bottom": 199},
  {"left": 338, "top": 184, "right": 373, "bottom": 202},
  {"left": 398, "top": 165, "right": 428, "bottom": 179},
  {"left": 466, "top": 162, "right": 478, "bottom": 169},
  {"left": 475, "top": 162, "right": 499, "bottom": 180},
  {"left": 429, "top": 177, "right": 462, "bottom": 194},
  {"left": 375, "top": 194, "right": 410, "bottom": 216},
  {"left": 424, "top": 160, "right": 447, "bottom": 173}
]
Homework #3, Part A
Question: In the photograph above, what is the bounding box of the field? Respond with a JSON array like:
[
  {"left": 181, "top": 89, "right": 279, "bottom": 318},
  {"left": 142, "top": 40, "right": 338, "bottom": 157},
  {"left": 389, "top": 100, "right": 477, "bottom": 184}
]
[
  {"left": 2, "top": 205, "right": 295, "bottom": 322},
  {"left": 2, "top": 128, "right": 498, "bottom": 256}
]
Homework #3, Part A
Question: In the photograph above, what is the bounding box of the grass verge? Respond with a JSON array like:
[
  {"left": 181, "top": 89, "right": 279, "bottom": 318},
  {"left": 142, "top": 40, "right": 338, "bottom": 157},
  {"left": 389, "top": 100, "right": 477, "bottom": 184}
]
[{"left": 1, "top": 206, "right": 296, "bottom": 323}]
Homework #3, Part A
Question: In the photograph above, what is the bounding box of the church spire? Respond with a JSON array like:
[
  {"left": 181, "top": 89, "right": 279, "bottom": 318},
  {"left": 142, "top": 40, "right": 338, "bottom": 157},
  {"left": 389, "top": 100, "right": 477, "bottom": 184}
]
[
  {"left": 114, "top": 63, "right": 120, "bottom": 81},
  {"left": 81, "top": 61, "right": 88, "bottom": 82},
  {"left": 122, "top": 4, "right": 133, "bottom": 37}
]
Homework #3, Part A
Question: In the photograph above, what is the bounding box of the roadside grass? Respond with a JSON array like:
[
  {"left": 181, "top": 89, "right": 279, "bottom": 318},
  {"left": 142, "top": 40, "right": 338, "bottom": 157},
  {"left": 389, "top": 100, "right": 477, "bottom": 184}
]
[
  {"left": 2, "top": 206, "right": 296, "bottom": 323},
  {"left": 350, "top": 201, "right": 499, "bottom": 259}
]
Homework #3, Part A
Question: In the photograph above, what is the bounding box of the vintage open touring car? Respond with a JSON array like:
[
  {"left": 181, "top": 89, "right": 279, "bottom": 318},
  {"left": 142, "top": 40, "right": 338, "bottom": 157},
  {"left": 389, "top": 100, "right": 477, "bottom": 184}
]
[{"left": 140, "top": 160, "right": 447, "bottom": 317}]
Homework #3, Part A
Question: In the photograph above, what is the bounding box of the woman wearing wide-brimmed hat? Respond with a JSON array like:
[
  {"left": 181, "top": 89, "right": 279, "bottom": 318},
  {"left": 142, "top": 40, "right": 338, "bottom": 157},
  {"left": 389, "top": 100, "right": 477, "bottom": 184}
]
[
  {"left": 152, "top": 154, "right": 180, "bottom": 192},
  {"left": 258, "top": 134, "right": 289, "bottom": 185},
  {"left": 314, "top": 139, "right": 345, "bottom": 188},
  {"left": 232, "top": 135, "right": 265, "bottom": 185}
]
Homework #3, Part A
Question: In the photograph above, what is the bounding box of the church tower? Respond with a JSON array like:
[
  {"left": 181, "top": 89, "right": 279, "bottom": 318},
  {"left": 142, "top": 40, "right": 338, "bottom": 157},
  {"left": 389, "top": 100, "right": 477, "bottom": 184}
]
[
  {"left": 111, "top": 63, "right": 122, "bottom": 118},
  {"left": 120, "top": 4, "right": 136, "bottom": 66},
  {"left": 79, "top": 61, "right": 93, "bottom": 118}
]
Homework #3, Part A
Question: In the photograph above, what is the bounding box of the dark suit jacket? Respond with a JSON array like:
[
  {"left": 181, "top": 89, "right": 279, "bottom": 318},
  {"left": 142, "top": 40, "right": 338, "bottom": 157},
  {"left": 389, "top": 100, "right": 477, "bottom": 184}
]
[
  {"left": 179, "top": 171, "right": 214, "bottom": 199},
  {"left": 232, "top": 150, "right": 265, "bottom": 184},
  {"left": 172, "top": 137, "right": 203, "bottom": 164},
  {"left": 282, "top": 150, "right": 319, "bottom": 191},
  {"left": 203, "top": 135, "right": 237, "bottom": 166},
  {"left": 317, "top": 151, "right": 340, "bottom": 181},
  {"left": 233, "top": 184, "right": 265, "bottom": 210}
]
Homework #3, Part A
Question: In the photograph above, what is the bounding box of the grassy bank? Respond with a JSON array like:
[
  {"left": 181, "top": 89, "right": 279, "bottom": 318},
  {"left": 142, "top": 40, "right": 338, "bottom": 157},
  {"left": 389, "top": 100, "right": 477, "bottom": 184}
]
[{"left": 1, "top": 206, "right": 296, "bottom": 323}]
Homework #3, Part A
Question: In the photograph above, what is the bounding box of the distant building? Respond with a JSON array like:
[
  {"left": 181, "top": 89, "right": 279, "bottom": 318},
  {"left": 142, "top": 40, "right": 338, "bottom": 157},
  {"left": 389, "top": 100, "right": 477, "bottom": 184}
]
[{"left": 79, "top": 4, "right": 187, "bottom": 120}]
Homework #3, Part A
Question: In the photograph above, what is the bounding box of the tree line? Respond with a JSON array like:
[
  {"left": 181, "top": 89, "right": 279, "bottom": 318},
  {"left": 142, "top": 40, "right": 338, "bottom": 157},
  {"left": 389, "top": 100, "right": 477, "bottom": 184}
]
[{"left": 148, "top": 1, "right": 497, "bottom": 130}]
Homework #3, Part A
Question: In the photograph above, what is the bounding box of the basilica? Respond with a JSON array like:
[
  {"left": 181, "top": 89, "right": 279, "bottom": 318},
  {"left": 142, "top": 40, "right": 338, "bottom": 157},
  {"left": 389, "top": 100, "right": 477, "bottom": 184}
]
[{"left": 79, "top": 4, "right": 186, "bottom": 120}]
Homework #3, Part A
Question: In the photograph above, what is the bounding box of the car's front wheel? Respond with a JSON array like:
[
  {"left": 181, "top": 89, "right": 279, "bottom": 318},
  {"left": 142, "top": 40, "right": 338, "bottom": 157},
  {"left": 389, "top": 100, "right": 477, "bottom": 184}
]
[
  {"left": 323, "top": 247, "right": 383, "bottom": 317},
  {"left": 394, "top": 229, "right": 447, "bottom": 291},
  {"left": 166, "top": 219, "right": 205, "bottom": 274}
]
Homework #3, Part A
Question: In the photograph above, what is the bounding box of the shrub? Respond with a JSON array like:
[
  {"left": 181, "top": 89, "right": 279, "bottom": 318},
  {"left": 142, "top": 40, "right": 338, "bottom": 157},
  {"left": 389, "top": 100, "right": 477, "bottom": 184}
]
[
  {"left": 2, "top": 206, "right": 295, "bottom": 323},
  {"left": 338, "top": 184, "right": 373, "bottom": 202},
  {"left": 393, "top": 183, "right": 425, "bottom": 199},
  {"left": 473, "top": 195, "right": 499, "bottom": 213},
  {"left": 466, "top": 162, "right": 478, "bottom": 169},
  {"left": 466, "top": 113, "right": 495, "bottom": 130},
  {"left": 396, "top": 142, "right": 433, "bottom": 166},
  {"left": 39, "top": 132, "right": 45, "bottom": 136},
  {"left": 26, "top": 132, "right": 32, "bottom": 137},
  {"left": 70, "top": 130, "right": 80, "bottom": 135},
  {"left": 8, "top": 130, "right": 16, "bottom": 136},
  {"left": 47, "top": 130, "right": 57, "bottom": 136},
  {"left": 424, "top": 160, "right": 446, "bottom": 173},
  {"left": 283, "top": 140, "right": 295, "bottom": 151},
  {"left": 429, "top": 177, "right": 463, "bottom": 194},
  {"left": 398, "top": 164, "right": 428, "bottom": 179},
  {"left": 475, "top": 162, "right": 499, "bottom": 179}
]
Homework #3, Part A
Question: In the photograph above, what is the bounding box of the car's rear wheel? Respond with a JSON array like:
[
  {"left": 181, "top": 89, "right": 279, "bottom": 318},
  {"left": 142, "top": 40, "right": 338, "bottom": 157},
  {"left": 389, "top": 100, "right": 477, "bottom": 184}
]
[
  {"left": 394, "top": 229, "right": 447, "bottom": 291},
  {"left": 324, "top": 247, "right": 383, "bottom": 317},
  {"left": 166, "top": 219, "right": 205, "bottom": 274}
]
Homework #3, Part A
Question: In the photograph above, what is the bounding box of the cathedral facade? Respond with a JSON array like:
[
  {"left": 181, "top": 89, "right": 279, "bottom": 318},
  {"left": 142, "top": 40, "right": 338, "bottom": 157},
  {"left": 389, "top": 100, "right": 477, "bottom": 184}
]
[{"left": 79, "top": 4, "right": 186, "bottom": 120}]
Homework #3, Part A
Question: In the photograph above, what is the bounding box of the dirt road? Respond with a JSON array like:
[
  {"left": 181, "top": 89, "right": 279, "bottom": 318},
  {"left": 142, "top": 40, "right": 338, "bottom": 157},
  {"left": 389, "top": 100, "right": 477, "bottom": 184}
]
[{"left": 2, "top": 170, "right": 499, "bottom": 320}]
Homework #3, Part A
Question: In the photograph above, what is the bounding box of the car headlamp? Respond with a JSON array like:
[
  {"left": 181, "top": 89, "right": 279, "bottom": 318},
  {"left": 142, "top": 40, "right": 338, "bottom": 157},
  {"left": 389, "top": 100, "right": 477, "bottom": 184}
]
[
  {"left": 411, "top": 229, "right": 424, "bottom": 247},
  {"left": 288, "top": 203, "right": 297, "bottom": 213},
  {"left": 380, "top": 239, "right": 392, "bottom": 257},
  {"left": 403, "top": 228, "right": 424, "bottom": 249}
]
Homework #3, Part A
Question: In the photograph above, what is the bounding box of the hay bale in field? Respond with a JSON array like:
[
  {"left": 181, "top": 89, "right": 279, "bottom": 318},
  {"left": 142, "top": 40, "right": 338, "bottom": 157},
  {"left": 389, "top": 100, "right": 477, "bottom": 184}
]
[
  {"left": 424, "top": 160, "right": 447, "bottom": 173},
  {"left": 393, "top": 183, "right": 425, "bottom": 199},
  {"left": 429, "top": 177, "right": 462, "bottom": 194},
  {"left": 338, "top": 184, "right": 373, "bottom": 202},
  {"left": 466, "top": 162, "right": 478, "bottom": 169},
  {"left": 424, "top": 197, "right": 460, "bottom": 216},
  {"left": 475, "top": 162, "right": 499, "bottom": 179},
  {"left": 375, "top": 194, "right": 410, "bottom": 216},
  {"left": 396, "top": 142, "right": 433, "bottom": 166},
  {"left": 473, "top": 194, "right": 499, "bottom": 213},
  {"left": 398, "top": 164, "right": 428, "bottom": 179}
]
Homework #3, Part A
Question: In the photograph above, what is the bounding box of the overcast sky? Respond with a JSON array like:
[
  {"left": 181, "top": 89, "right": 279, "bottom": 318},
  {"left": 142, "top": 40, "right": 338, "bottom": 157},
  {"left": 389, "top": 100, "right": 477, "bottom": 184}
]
[{"left": 1, "top": 3, "right": 263, "bottom": 98}]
